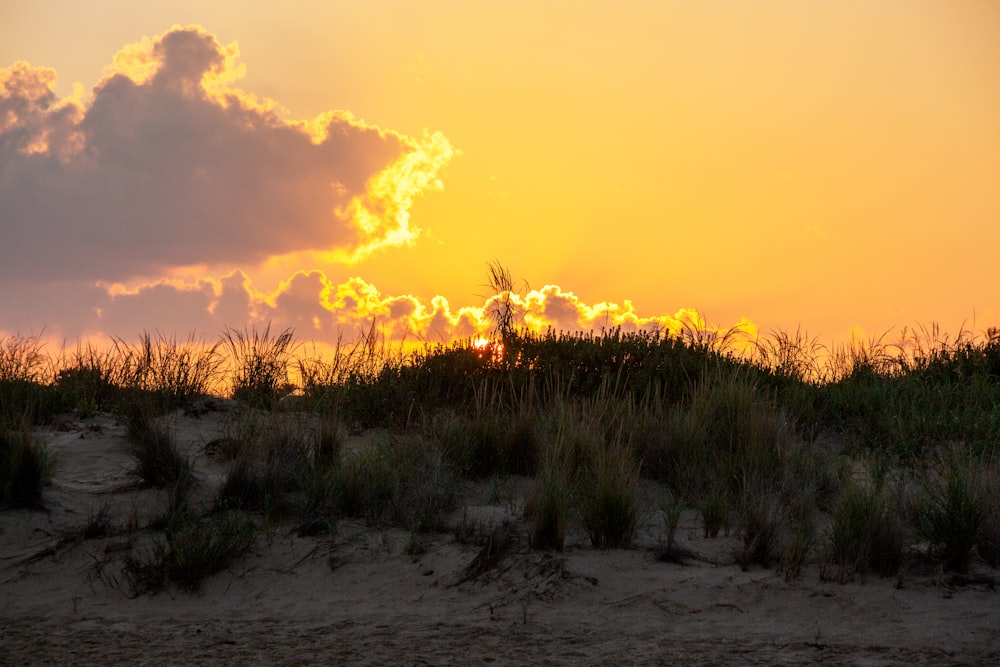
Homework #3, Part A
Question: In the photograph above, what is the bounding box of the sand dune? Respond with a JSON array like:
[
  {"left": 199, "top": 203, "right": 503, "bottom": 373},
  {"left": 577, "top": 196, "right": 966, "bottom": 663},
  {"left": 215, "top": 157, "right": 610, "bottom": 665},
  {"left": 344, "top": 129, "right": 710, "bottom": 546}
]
[{"left": 3, "top": 408, "right": 998, "bottom": 665}]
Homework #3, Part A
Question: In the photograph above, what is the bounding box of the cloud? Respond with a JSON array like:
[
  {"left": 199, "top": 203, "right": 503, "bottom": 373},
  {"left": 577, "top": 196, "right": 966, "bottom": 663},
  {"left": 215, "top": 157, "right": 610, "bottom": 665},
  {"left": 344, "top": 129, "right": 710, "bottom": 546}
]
[
  {"left": 0, "top": 25, "right": 454, "bottom": 283},
  {"left": 0, "top": 26, "right": 754, "bottom": 355},
  {"left": 0, "top": 261, "right": 757, "bottom": 365}
]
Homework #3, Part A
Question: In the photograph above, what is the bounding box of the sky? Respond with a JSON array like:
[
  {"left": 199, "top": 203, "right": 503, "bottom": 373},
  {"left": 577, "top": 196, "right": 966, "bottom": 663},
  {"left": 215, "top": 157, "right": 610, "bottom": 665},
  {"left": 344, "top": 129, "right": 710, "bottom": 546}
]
[{"left": 2, "top": 0, "right": 999, "bottom": 354}]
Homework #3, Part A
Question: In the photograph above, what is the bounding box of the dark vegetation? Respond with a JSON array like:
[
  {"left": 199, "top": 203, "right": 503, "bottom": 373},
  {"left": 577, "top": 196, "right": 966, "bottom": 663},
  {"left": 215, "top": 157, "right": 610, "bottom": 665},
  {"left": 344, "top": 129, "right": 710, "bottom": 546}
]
[{"left": 3, "top": 269, "right": 1000, "bottom": 590}]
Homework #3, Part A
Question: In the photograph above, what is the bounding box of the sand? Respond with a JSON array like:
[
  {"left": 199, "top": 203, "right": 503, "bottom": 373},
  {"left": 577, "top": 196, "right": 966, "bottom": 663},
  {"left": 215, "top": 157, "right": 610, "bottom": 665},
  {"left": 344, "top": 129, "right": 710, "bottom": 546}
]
[{"left": 2, "top": 405, "right": 998, "bottom": 666}]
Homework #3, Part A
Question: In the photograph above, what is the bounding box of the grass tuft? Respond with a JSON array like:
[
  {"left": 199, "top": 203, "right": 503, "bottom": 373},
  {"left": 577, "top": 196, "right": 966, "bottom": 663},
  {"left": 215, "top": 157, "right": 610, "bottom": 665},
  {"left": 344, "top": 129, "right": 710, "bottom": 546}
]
[
  {"left": 0, "top": 423, "right": 54, "bottom": 508},
  {"left": 221, "top": 324, "right": 297, "bottom": 407},
  {"left": 335, "top": 436, "right": 456, "bottom": 530},
  {"left": 829, "top": 478, "right": 903, "bottom": 581},
  {"left": 123, "top": 404, "right": 192, "bottom": 489},
  {"left": 580, "top": 439, "right": 639, "bottom": 549},
  {"left": 912, "top": 452, "right": 986, "bottom": 573},
  {"left": 528, "top": 437, "right": 573, "bottom": 551}
]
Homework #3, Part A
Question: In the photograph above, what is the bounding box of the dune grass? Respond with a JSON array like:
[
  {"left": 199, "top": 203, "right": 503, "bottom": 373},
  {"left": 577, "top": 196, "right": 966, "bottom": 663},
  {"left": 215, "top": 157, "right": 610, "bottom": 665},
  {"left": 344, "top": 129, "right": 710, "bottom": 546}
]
[
  {"left": 124, "top": 490, "right": 257, "bottom": 595},
  {"left": 0, "top": 423, "right": 53, "bottom": 509},
  {"left": 221, "top": 324, "right": 297, "bottom": 407},
  {"left": 828, "top": 474, "right": 904, "bottom": 582},
  {"left": 123, "top": 403, "right": 192, "bottom": 489},
  {"left": 5, "top": 313, "right": 1000, "bottom": 588},
  {"left": 912, "top": 450, "right": 992, "bottom": 574},
  {"left": 580, "top": 437, "right": 640, "bottom": 549},
  {"left": 0, "top": 333, "right": 58, "bottom": 426}
]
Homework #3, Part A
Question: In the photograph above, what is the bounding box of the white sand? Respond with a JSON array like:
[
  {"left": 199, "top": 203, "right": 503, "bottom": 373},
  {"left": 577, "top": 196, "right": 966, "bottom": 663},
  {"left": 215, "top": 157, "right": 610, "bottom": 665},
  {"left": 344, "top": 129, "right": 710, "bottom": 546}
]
[{"left": 3, "top": 407, "right": 998, "bottom": 665}]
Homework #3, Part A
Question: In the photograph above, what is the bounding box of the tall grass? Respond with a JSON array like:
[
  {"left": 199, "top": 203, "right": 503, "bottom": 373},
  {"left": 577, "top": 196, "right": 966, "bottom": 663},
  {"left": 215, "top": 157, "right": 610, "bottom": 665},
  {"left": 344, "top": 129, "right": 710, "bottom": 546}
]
[
  {"left": 528, "top": 443, "right": 572, "bottom": 551},
  {"left": 0, "top": 333, "right": 57, "bottom": 425},
  {"left": 580, "top": 437, "right": 640, "bottom": 549},
  {"left": 828, "top": 476, "right": 904, "bottom": 581},
  {"left": 7, "top": 309, "right": 1000, "bottom": 577},
  {"left": 0, "top": 424, "right": 53, "bottom": 508},
  {"left": 221, "top": 324, "right": 297, "bottom": 406},
  {"left": 335, "top": 435, "right": 456, "bottom": 530},
  {"left": 2, "top": 331, "right": 222, "bottom": 423},
  {"left": 912, "top": 450, "right": 989, "bottom": 573},
  {"left": 110, "top": 332, "right": 223, "bottom": 409},
  {"left": 123, "top": 404, "right": 192, "bottom": 489}
]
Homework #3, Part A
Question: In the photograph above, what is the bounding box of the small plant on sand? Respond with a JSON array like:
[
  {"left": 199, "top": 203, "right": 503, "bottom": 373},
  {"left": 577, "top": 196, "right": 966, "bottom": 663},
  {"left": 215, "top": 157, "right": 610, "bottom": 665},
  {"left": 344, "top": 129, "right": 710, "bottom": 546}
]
[
  {"left": 217, "top": 455, "right": 273, "bottom": 513},
  {"left": 123, "top": 404, "right": 191, "bottom": 488},
  {"left": 335, "top": 436, "right": 456, "bottom": 530},
  {"left": 913, "top": 452, "right": 986, "bottom": 574},
  {"left": 291, "top": 419, "right": 344, "bottom": 530},
  {"left": 124, "top": 476, "right": 256, "bottom": 595},
  {"left": 779, "top": 520, "right": 816, "bottom": 582},
  {"left": 776, "top": 445, "right": 832, "bottom": 580},
  {"left": 436, "top": 408, "right": 505, "bottom": 478},
  {"left": 580, "top": 438, "right": 639, "bottom": 549},
  {"left": 434, "top": 382, "right": 540, "bottom": 479},
  {"left": 162, "top": 510, "right": 257, "bottom": 592},
  {"left": 656, "top": 489, "right": 689, "bottom": 563},
  {"left": 124, "top": 512, "right": 257, "bottom": 595},
  {"left": 313, "top": 418, "right": 343, "bottom": 469},
  {"left": 215, "top": 418, "right": 313, "bottom": 516},
  {"left": 700, "top": 483, "right": 731, "bottom": 538},
  {"left": 406, "top": 520, "right": 428, "bottom": 557},
  {"left": 0, "top": 423, "right": 54, "bottom": 509},
  {"left": 505, "top": 406, "right": 541, "bottom": 476},
  {"left": 828, "top": 479, "right": 903, "bottom": 582},
  {"left": 528, "top": 438, "right": 573, "bottom": 551},
  {"left": 736, "top": 474, "right": 782, "bottom": 570}
]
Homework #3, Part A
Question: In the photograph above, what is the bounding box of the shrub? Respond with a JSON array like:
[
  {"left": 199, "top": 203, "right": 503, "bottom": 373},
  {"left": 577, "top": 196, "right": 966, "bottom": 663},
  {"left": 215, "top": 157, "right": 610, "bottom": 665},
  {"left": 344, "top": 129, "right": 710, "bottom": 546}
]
[{"left": 53, "top": 364, "right": 116, "bottom": 417}]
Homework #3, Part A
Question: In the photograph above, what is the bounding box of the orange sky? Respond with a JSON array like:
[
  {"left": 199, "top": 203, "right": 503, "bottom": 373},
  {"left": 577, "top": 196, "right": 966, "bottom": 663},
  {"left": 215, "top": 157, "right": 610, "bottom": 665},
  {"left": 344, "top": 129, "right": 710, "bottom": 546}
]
[{"left": 2, "top": 1, "right": 999, "bottom": 351}]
